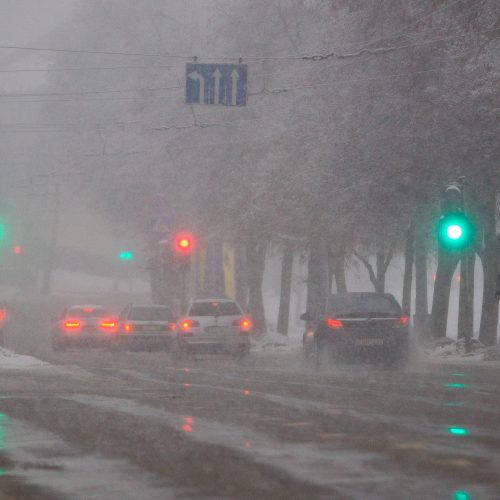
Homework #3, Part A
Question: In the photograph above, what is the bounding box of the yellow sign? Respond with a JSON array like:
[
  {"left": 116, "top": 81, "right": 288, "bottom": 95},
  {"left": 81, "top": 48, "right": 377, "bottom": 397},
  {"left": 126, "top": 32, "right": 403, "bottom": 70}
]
[{"left": 223, "top": 243, "right": 235, "bottom": 299}]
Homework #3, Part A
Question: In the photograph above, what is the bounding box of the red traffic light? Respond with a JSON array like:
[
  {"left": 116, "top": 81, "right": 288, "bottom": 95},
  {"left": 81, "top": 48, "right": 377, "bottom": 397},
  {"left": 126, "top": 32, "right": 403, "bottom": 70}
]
[{"left": 174, "top": 233, "right": 194, "bottom": 255}]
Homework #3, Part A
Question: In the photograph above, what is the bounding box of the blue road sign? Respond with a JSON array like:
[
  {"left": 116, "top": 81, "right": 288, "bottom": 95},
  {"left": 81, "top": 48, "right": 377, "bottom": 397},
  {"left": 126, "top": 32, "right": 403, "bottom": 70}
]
[{"left": 186, "top": 63, "right": 247, "bottom": 106}]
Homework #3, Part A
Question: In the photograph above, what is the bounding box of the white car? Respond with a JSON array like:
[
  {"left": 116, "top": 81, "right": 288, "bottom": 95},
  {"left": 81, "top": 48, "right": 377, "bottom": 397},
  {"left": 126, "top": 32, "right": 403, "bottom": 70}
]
[{"left": 177, "top": 298, "right": 251, "bottom": 359}]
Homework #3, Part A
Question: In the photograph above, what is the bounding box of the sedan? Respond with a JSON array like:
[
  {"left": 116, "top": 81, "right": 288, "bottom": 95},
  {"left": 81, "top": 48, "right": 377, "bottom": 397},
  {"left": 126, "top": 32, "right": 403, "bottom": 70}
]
[
  {"left": 302, "top": 292, "right": 409, "bottom": 367},
  {"left": 52, "top": 305, "right": 118, "bottom": 351},
  {"left": 116, "top": 305, "right": 177, "bottom": 351}
]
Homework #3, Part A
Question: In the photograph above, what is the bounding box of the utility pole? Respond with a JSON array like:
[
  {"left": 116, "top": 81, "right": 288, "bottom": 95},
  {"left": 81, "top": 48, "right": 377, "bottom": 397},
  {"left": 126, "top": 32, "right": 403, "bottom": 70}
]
[{"left": 41, "top": 184, "right": 60, "bottom": 295}]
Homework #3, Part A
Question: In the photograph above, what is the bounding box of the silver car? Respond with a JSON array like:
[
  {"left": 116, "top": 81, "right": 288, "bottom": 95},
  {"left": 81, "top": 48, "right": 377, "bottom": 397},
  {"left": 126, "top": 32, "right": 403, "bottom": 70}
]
[{"left": 177, "top": 298, "right": 251, "bottom": 359}]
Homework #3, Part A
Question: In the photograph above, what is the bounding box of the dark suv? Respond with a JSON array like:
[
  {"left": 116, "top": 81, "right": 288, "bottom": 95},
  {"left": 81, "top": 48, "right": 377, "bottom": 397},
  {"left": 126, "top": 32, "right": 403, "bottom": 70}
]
[{"left": 302, "top": 292, "right": 409, "bottom": 367}]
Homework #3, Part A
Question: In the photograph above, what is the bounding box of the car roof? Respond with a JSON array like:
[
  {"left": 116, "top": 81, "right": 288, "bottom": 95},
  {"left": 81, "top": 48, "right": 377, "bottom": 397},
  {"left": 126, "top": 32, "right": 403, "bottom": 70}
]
[
  {"left": 129, "top": 304, "right": 171, "bottom": 308},
  {"left": 190, "top": 298, "right": 237, "bottom": 303},
  {"left": 67, "top": 304, "right": 106, "bottom": 309}
]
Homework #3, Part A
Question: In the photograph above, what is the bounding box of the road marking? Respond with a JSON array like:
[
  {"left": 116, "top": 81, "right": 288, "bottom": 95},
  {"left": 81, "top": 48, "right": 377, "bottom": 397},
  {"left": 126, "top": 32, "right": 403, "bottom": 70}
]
[
  {"left": 394, "top": 442, "right": 426, "bottom": 451},
  {"left": 318, "top": 432, "right": 346, "bottom": 439},
  {"left": 440, "top": 458, "right": 475, "bottom": 468},
  {"left": 281, "top": 421, "right": 312, "bottom": 428}
]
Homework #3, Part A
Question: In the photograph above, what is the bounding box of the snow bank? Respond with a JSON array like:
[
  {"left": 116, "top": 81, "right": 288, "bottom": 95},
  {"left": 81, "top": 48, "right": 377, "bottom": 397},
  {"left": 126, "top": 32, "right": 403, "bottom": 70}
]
[
  {"left": 424, "top": 337, "right": 500, "bottom": 362},
  {"left": 0, "top": 347, "right": 48, "bottom": 370}
]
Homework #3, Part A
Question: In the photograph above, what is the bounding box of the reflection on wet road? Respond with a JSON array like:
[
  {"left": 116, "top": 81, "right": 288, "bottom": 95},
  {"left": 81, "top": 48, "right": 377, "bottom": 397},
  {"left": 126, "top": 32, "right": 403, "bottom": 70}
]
[{"left": 0, "top": 349, "right": 499, "bottom": 499}]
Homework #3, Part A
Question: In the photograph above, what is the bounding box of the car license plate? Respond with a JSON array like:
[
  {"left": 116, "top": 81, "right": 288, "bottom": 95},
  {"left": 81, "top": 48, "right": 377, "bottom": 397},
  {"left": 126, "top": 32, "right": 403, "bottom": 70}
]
[
  {"left": 355, "top": 338, "right": 384, "bottom": 346},
  {"left": 206, "top": 326, "right": 223, "bottom": 334}
]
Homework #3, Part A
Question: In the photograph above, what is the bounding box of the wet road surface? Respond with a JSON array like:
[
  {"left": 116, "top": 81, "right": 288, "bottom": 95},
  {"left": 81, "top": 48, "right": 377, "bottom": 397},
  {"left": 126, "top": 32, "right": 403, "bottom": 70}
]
[{"left": 1, "top": 344, "right": 499, "bottom": 499}]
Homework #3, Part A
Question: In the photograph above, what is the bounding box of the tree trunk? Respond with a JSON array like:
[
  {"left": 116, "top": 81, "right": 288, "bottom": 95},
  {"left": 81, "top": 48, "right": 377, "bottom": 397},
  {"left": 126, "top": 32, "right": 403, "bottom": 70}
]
[
  {"left": 331, "top": 240, "right": 347, "bottom": 293},
  {"left": 431, "top": 249, "right": 459, "bottom": 338},
  {"left": 402, "top": 225, "right": 414, "bottom": 314},
  {"left": 478, "top": 191, "right": 499, "bottom": 346},
  {"left": 234, "top": 240, "right": 247, "bottom": 307},
  {"left": 375, "top": 252, "right": 385, "bottom": 293},
  {"left": 306, "top": 234, "right": 329, "bottom": 318},
  {"left": 246, "top": 238, "right": 267, "bottom": 335},
  {"left": 277, "top": 242, "right": 293, "bottom": 335},
  {"left": 354, "top": 249, "right": 393, "bottom": 294},
  {"left": 457, "top": 251, "right": 474, "bottom": 341},
  {"left": 414, "top": 222, "right": 429, "bottom": 335}
]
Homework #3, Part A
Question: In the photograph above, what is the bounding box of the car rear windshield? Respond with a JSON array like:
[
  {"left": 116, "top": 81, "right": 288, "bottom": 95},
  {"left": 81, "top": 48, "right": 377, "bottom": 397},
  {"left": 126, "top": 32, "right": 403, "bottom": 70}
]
[
  {"left": 328, "top": 294, "right": 401, "bottom": 316},
  {"left": 129, "top": 307, "right": 173, "bottom": 321},
  {"left": 188, "top": 301, "right": 241, "bottom": 316},
  {"left": 67, "top": 307, "right": 108, "bottom": 318}
]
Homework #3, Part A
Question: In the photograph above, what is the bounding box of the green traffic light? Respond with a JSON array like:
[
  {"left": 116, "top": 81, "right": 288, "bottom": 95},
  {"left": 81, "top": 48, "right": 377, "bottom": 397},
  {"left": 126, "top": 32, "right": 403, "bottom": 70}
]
[
  {"left": 119, "top": 251, "right": 133, "bottom": 261},
  {"left": 446, "top": 224, "right": 462, "bottom": 240},
  {"left": 437, "top": 212, "right": 474, "bottom": 251}
]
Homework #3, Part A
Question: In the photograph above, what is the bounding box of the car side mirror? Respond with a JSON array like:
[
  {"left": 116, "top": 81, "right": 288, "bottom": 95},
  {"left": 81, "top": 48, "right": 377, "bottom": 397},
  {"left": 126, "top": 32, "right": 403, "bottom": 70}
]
[
  {"left": 496, "top": 274, "right": 500, "bottom": 301},
  {"left": 300, "top": 312, "right": 313, "bottom": 321}
]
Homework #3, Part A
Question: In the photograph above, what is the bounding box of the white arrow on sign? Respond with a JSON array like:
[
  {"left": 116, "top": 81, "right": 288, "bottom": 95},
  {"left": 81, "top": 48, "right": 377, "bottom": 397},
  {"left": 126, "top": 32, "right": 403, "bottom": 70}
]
[
  {"left": 188, "top": 70, "right": 205, "bottom": 104},
  {"left": 212, "top": 68, "right": 222, "bottom": 104},
  {"left": 231, "top": 69, "right": 239, "bottom": 106}
]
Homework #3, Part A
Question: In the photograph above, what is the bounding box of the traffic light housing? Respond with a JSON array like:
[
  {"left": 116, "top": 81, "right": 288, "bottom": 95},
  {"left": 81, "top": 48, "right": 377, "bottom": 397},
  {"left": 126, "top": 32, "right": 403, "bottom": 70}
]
[
  {"left": 437, "top": 182, "right": 475, "bottom": 251},
  {"left": 437, "top": 212, "right": 475, "bottom": 251}
]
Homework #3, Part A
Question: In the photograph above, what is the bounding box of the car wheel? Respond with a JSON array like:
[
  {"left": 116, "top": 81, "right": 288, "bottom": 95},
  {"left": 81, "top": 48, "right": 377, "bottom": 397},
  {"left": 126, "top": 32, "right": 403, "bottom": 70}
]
[{"left": 314, "top": 337, "right": 331, "bottom": 370}]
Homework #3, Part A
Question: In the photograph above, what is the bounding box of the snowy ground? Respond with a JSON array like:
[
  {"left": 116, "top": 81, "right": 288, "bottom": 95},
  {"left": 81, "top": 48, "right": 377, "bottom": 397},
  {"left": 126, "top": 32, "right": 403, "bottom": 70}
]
[
  {"left": 0, "top": 347, "right": 48, "bottom": 370},
  {"left": 425, "top": 337, "right": 500, "bottom": 362}
]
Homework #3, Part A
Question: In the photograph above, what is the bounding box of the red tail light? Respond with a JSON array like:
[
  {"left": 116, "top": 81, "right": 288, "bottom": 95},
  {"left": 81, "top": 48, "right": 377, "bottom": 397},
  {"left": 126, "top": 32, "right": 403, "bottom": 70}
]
[
  {"left": 180, "top": 319, "right": 200, "bottom": 331},
  {"left": 0, "top": 309, "right": 7, "bottom": 323},
  {"left": 123, "top": 323, "right": 133, "bottom": 333},
  {"left": 167, "top": 323, "right": 177, "bottom": 332},
  {"left": 100, "top": 318, "right": 118, "bottom": 333},
  {"left": 325, "top": 317, "right": 343, "bottom": 329},
  {"left": 62, "top": 318, "right": 81, "bottom": 332},
  {"left": 395, "top": 315, "right": 409, "bottom": 327},
  {"left": 234, "top": 317, "right": 252, "bottom": 332}
]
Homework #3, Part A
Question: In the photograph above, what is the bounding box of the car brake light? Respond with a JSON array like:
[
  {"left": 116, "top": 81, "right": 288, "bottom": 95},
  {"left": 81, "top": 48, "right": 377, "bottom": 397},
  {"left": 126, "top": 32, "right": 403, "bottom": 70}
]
[
  {"left": 123, "top": 323, "right": 133, "bottom": 333},
  {"left": 0, "top": 309, "right": 7, "bottom": 323},
  {"left": 234, "top": 317, "right": 252, "bottom": 332},
  {"left": 180, "top": 319, "right": 199, "bottom": 331},
  {"left": 83, "top": 307, "right": 94, "bottom": 314},
  {"left": 395, "top": 315, "right": 409, "bottom": 327},
  {"left": 63, "top": 319, "right": 81, "bottom": 331},
  {"left": 100, "top": 318, "right": 118, "bottom": 333},
  {"left": 325, "top": 317, "right": 343, "bottom": 329}
]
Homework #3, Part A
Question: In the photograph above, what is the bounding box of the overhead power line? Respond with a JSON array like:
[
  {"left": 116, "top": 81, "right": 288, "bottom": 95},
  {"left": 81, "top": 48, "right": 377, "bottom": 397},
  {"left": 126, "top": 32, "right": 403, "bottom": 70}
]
[
  {"left": 351, "top": 0, "right": 482, "bottom": 51},
  {"left": 0, "top": 26, "right": 496, "bottom": 63},
  {"left": 0, "top": 85, "right": 182, "bottom": 99},
  {"left": 0, "top": 65, "right": 176, "bottom": 74}
]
